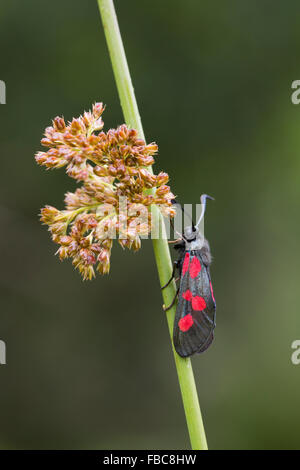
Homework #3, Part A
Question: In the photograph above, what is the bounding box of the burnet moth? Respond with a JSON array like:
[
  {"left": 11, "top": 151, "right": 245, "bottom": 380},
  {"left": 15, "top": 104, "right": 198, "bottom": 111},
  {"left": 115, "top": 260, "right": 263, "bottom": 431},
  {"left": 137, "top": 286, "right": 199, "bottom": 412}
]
[{"left": 162, "top": 194, "right": 216, "bottom": 358}]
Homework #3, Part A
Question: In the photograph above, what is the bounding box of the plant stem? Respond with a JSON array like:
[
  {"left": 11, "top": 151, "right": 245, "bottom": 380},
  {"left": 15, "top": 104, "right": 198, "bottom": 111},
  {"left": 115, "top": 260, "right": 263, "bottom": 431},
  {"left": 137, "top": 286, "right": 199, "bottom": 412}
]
[{"left": 97, "top": 0, "right": 208, "bottom": 450}]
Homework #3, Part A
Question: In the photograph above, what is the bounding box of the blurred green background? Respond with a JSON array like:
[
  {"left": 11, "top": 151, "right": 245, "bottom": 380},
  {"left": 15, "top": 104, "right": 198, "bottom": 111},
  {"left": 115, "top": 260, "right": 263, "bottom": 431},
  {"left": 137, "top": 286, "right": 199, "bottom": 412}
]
[{"left": 0, "top": 0, "right": 300, "bottom": 450}]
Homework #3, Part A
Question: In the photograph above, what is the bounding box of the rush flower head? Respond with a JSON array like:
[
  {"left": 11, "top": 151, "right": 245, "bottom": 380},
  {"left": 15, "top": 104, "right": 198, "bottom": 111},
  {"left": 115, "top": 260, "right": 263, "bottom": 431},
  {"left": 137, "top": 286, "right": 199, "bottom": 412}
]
[{"left": 36, "top": 103, "right": 175, "bottom": 280}]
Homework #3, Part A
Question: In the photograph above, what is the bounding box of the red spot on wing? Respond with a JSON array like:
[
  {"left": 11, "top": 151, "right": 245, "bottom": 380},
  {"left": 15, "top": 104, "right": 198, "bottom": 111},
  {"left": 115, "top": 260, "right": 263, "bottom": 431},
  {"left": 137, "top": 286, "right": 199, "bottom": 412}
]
[
  {"left": 182, "top": 252, "right": 190, "bottom": 276},
  {"left": 192, "top": 296, "right": 207, "bottom": 311},
  {"left": 178, "top": 314, "right": 194, "bottom": 332},
  {"left": 182, "top": 289, "right": 192, "bottom": 301},
  {"left": 210, "top": 280, "right": 216, "bottom": 303},
  {"left": 189, "top": 256, "right": 201, "bottom": 278}
]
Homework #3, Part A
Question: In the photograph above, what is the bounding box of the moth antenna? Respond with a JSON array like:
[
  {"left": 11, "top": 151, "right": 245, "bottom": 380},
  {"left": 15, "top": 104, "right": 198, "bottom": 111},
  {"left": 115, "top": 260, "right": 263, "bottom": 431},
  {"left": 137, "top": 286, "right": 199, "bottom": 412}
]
[
  {"left": 171, "top": 199, "right": 195, "bottom": 232},
  {"left": 170, "top": 216, "right": 187, "bottom": 242},
  {"left": 195, "top": 194, "right": 214, "bottom": 229}
]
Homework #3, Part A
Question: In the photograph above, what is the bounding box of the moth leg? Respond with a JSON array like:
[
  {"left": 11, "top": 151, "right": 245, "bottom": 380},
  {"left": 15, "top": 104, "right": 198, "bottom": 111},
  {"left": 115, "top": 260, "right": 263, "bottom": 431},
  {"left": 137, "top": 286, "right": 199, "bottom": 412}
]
[
  {"left": 168, "top": 238, "right": 182, "bottom": 244},
  {"left": 161, "top": 261, "right": 178, "bottom": 290},
  {"left": 163, "top": 287, "right": 179, "bottom": 312}
]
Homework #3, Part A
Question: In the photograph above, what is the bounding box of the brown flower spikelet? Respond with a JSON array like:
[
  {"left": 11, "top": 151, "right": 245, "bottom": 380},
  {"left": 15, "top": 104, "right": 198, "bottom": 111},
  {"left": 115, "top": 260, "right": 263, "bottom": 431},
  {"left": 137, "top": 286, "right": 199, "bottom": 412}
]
[{"left": 36, "top": 103, "right": 175, "bottom": 280}]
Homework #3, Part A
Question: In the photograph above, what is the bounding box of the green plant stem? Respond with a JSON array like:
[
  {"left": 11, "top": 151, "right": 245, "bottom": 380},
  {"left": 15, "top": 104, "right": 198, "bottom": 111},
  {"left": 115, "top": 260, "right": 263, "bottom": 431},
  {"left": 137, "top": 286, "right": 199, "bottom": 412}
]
[{"left": 97, "top": 0, "right": 208, "bottom": 450}]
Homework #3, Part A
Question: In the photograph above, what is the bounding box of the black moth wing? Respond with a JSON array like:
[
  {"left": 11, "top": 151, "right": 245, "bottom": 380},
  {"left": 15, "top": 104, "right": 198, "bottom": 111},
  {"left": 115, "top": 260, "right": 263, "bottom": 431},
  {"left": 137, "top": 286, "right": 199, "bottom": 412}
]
[{"left": 173, "top": 250, "right": 216, "bottom": 358}]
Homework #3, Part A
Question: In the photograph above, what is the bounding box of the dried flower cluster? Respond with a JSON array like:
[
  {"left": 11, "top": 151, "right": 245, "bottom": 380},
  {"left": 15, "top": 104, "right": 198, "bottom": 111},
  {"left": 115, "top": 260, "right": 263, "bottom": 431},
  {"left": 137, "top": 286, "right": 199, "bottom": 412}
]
[{"left": 36, "top": 103, "right": 175, "bottom": 280}]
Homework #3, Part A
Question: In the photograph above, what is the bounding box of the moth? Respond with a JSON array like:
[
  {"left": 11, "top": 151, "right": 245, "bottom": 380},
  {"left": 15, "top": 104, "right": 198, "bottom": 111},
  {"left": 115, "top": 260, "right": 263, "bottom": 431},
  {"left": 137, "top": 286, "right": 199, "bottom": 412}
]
[{"left": 162, "top": 195, "right": 216, "bottom": 358}]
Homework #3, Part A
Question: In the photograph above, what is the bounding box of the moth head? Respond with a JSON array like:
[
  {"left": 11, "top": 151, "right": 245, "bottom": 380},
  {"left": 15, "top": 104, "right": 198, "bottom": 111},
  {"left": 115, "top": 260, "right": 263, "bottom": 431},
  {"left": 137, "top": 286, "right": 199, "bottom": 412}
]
[
  {"left": 183, "top": 225, "right": 204, "bottom": 250},
  {"left": 184, "top": 224, "right": 198, "bottom": 242}
]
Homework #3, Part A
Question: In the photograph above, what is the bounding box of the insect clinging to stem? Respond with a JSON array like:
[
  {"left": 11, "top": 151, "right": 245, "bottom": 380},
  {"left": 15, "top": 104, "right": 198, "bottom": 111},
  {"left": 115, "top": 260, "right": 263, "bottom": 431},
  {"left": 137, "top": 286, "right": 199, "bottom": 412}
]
[{"left": 162, "top": 194, "right": 216, "bottom": 358}]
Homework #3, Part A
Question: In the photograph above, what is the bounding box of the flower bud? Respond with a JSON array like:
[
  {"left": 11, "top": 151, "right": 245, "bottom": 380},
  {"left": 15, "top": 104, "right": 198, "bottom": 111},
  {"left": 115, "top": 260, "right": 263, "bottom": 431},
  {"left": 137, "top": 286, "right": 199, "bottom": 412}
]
[
  {"left": 131, "top": 236, "right": 141, "bottom": 251},
  {"left": 156, "top": 185, "right": 170, "bottom": 196},
  {"left": 92, "top": 102, "right": 105, "bottom": 118},
  {"left": 53, "top": 117, "right": 66, "bottom": 132},
  {"left": 156, "top": 172, "right": 169, "bottom": 186},
  {"left": 40, "top": 205, "right": 60, "bottom": 224},
  {"left": 57, "top": 246, "right": 69, "bottom": 260}
]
